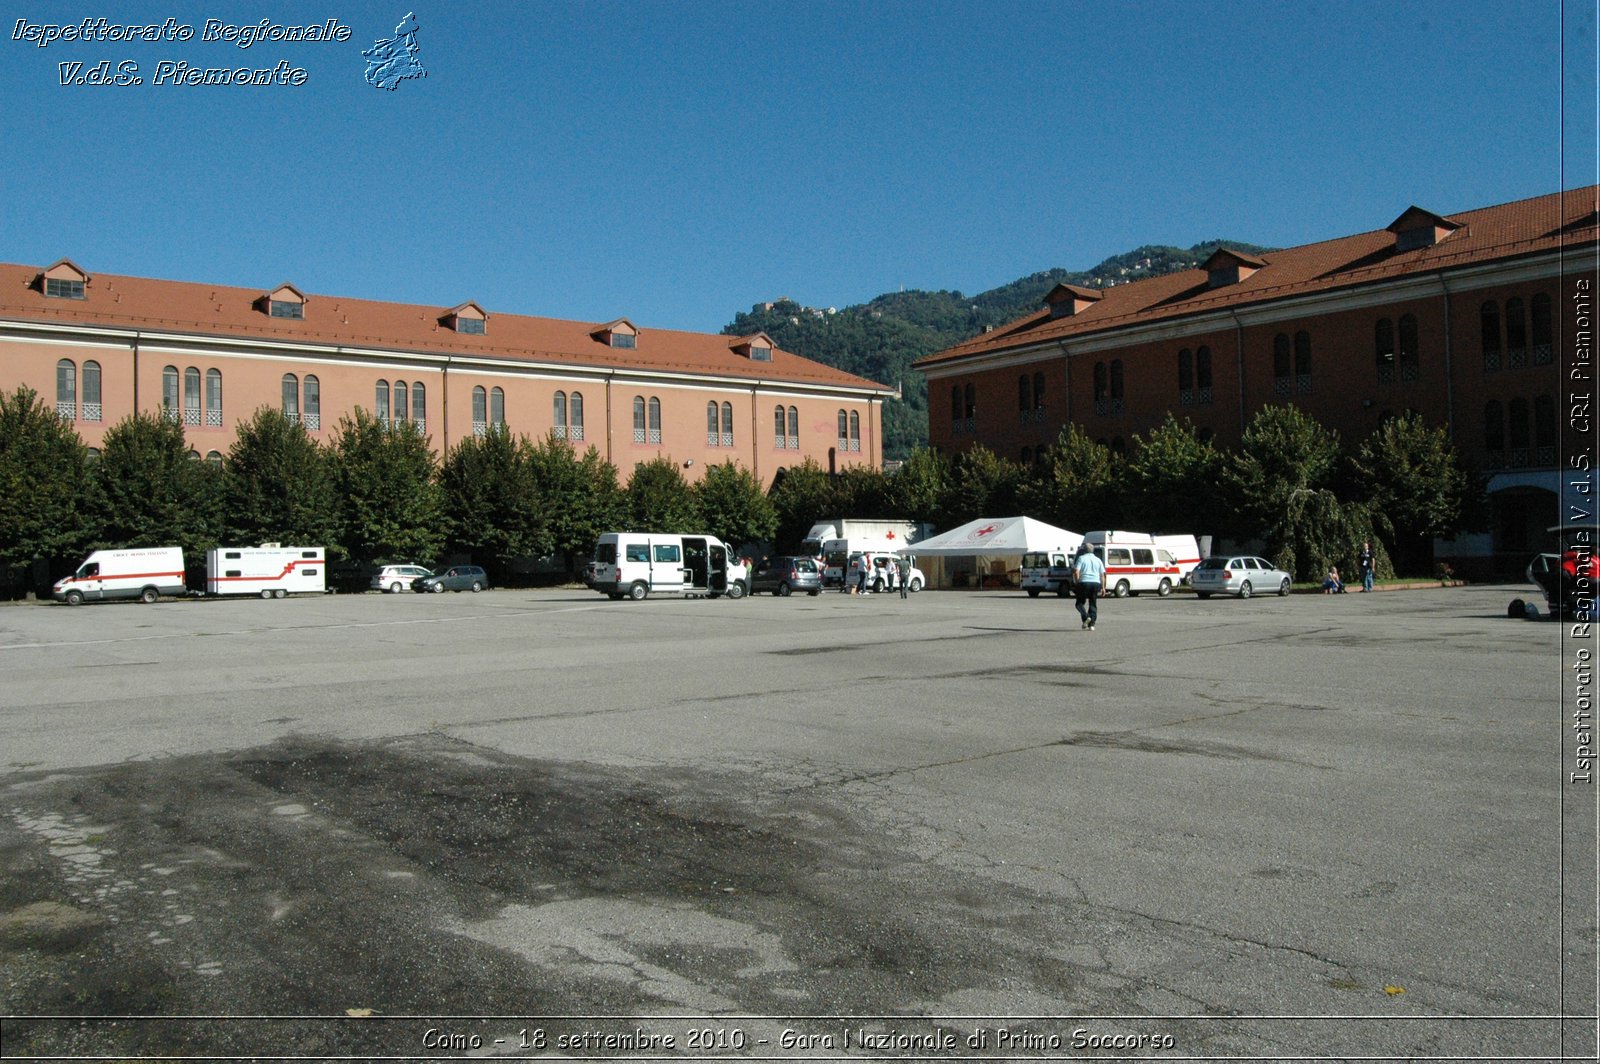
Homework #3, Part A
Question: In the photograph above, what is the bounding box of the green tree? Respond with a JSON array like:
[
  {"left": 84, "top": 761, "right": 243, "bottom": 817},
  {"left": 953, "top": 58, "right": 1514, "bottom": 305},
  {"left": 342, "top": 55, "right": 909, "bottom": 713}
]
[
  {"left": 692, "top": 460, "right": 777, "bottom": 550},
  {"left": 768, "top": 458, "right": 836, "bottom": 550},
  {"left": 1225, "top": 405, "right": 1341, "bottom": 542},
  {"left": 94, "top": 412, "right": 223, "bottom": 556},
  {"left": 1272, "top": 489, "right": 1390, "bottom": 583},
  {"left": 1347, "top": 412, "right": 1480, "bottom": 574},
  {"left": 883, "top": 448, "right": 947, "bottom": 526},
  {"left": 1123, "top": 415, "right": 1227, "bottom": 536},
  {"left": 330, "top": 409, "right": 445, "bottom": 563},
  {"left": 439, "top": 426, "right": 549, "bottom": 579},
  {"left": 626, "top": 457, "right": 700, "bottom": 531},
  {"left": 224, "top": 406, "right": 340, "bottom": 549},
  {"left": 1019, "top": 425, "right": 1120, "bottom": 531},
  {"left": 0, "top": 387, "right": 97, "bottom": 572},
  {"left": 938, "top": 446, "right": 1024, "bottom": 528},
  {"left": 528, "top": 435, "right": 626, "bottom": 575},
  {"left": 831, "top": 464, "right": 892, "bottom": 517}
]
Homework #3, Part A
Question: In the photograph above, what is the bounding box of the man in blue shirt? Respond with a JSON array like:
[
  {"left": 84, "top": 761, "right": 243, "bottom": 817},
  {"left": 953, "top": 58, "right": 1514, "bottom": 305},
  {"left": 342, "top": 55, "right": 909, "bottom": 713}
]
[{"left": 1072, "top": 544, "right": 1105, "bottom": 630}]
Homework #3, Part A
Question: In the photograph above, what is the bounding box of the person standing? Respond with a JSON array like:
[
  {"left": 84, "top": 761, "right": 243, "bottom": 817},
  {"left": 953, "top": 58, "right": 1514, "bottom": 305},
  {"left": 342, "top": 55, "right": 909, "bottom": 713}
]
[
  {"left": 1358, "top": 541, "right": 1376, "bottom": 592},
  {"left": 1072, "top": 544, "right": 1105, "bottom": 630},
  {"left": 896, "top": 554, "right": 911, "bottom": 599}
]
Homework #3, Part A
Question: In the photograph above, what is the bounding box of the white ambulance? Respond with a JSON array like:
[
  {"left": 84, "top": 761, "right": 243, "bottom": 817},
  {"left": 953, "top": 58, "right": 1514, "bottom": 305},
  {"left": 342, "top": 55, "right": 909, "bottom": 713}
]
[
  {"left": 53, "top": 547, "right": 187, "bottom": 605},
  {"left": 205, "top": 545, "right": 326, "bottom": 598},
  {"left": 589, "top": 533, "right": 747, "bottom": 600},
  {"left": 1083, "top": 530, "right": 1201, "bottom": 597}
]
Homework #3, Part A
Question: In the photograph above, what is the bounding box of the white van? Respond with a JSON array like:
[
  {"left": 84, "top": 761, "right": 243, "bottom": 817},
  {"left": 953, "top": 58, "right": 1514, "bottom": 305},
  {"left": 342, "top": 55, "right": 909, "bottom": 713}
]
[
  {"left": 1083, "top": 530, "right": 1199, "bottom": 597},
  {"left": 53, "top": 547, "right": 186, "bottom": 605},
  {"left": 590, "top": 533, "right": 748, "bottom": 600},
  {"left": 1020, "top": 549, "right": 1078, "bottom": 597},
  {"left": 821, "top": 536, "right": 904, "bottom": 588},
  {"left": 205, "top": 546, "right": 326, "bottom": 598}
]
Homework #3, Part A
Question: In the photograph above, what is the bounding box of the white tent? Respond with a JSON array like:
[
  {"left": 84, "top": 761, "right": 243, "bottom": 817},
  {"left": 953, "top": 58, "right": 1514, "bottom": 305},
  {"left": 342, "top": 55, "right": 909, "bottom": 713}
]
[{"left": 902, "top": 516, "right": 1081, "bottom": 556}]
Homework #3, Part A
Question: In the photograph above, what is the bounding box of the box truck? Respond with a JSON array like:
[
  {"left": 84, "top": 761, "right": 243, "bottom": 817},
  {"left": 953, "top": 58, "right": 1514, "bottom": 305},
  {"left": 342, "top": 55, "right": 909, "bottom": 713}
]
[
  {"left": 53, "top": 547, "right": 187, "bottom": 605},
  {"left": 205, "top": 546, "right": 326, "bottom": 598}
]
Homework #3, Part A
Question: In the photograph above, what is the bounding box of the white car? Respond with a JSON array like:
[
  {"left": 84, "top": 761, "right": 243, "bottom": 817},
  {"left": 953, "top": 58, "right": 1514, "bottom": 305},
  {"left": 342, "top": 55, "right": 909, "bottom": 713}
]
[
  {"left": 1189, "top": 555, "right": 1292, "bottom": 599},
  {"left": 371, "top": 564, "right": 433, "bottom": 593}
]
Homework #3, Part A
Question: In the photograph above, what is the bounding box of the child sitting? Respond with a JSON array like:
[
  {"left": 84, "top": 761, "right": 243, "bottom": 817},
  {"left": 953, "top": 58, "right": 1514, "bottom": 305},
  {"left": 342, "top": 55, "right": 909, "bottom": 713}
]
[{"left": 1322, "top": 566, "right": 1345, "bottom": 594}]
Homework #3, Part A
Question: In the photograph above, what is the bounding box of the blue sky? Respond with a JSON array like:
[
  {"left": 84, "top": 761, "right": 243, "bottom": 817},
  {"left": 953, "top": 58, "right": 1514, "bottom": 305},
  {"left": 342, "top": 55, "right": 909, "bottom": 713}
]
[{"left": 2, "top": 1, "right": 1595, "bottom": 333}]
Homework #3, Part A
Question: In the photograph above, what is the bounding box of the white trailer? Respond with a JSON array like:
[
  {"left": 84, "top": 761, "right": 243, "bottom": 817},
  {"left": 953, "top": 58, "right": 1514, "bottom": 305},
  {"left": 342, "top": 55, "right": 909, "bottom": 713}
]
[{"left": 205, "top": 546, "right": 326, "bottom": 598}]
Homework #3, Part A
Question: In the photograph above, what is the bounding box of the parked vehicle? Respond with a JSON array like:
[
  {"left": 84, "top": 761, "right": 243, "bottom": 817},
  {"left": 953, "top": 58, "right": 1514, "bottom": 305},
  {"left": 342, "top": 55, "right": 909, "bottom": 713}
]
[
  {"left": 53, "top": 547, "right": 186, "bottom": 605},
  {"left": 801, "top": 519, "right": 929, "bottom": 560},
  {"left": 867, "top": 554, "right": 925, "bottom": 592},
  {"left": 589, "top": 533, "right": 748, "bottom": 600},
  {"left": 751, "top": 556, "right": 823, "bottom": 596},
  {"left": 205, "top": 546, "right": 326, "bottom": 599},
  {"left": 1020, "top": 549, "right": 1078, "bottom": 597},
  {"left": 1189, "top": 555, "right": 1293, "bottom": 599},
  {"left": 413, "top": 565, "right": 489, "bottom": 593},
  {"left": 373, "top": 564, "right": 433, "bottom": 593},
  {"left": 1084, "top": 530, "right": 1200, "bottom": 597}
]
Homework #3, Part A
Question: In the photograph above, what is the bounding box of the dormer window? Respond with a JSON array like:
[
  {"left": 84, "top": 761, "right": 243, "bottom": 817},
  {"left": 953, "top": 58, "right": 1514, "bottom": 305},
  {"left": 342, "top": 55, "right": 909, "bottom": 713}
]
[
  {"left": 592, "top": 318, "right": 639, "bottom": 348},
  {"left": 261, "top": 283, "right": 307, "bottom": 319},
  {"left": 1043, "top": 283, "right": 1102, "bottom": 319},
  {"left": 443, "top": 302, "right": 488, "bottom": 334},
  {"left": 40, "top": 259, "right": 89, "bottom": 300},
  {"left": 1201, "top": 249, "right": 1266, "bottom": 289},
  {"left": 730, "top": 332, "right": 777, "bottom": 360},
  {"left": 1387, "top": 206, "right": 1463, "bottom": 252}
]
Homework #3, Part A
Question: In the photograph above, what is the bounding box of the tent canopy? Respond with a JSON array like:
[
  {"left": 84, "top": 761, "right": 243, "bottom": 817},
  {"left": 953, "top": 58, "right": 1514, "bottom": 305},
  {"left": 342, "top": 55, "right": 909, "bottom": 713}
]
[{"left": 901, "top": 516, "right": 1081, "bottom": 556}]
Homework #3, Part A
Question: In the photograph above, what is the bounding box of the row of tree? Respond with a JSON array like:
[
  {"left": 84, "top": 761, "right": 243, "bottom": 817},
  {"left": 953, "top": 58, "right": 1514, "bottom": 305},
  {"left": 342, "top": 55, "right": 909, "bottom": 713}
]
[{"left": 1, "top": 385, "right": 1477, "bottom": 591}]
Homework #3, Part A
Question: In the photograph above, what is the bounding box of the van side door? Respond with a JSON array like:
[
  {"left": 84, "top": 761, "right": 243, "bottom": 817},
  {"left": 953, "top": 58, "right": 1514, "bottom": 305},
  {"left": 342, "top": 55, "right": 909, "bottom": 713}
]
[{"left": 651, "top": 542, "right": 685, "bottom": 594}]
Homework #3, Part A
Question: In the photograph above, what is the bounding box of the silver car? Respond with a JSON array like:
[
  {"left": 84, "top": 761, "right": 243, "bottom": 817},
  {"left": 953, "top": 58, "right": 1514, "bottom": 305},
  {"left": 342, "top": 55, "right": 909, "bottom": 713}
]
[{"left": 1189, "top": 555, "right": 1292, "bottom": 599}]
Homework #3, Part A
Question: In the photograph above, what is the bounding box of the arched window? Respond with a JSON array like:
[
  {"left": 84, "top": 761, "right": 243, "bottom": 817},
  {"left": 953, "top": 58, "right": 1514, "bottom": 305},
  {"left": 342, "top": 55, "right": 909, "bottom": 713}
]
[
  {"left": 303, "top": 375, "right": 320, "bottom": 430},
  {"left": 1507, "top": 397, "right": 1530, "bottom": 451},
  {"left": 375, "top": 380, "right": 390, "bottom": 423},
  {"left": 1478, "top": 398, "right": 1504, "bottom": 448},
  {"left": 83, "top": 360, "right": 102, "bottom": 422},
  {"left": 1272, "top": 334, "right": 1291, "bottom": 393},
  {"left": 774, "top": 405, "right": 786, "bottom": 446},
  {"left": 1178, "top": 348, "right": 1193, "bottom": 394},
  {"left": 1375, "top": 318, "right": 1395, "bottom": 381},
  {"left": 554, "top": 391, "right": 569, "bottom": 438},
  {"left": 1018, "top": 375, "right": 1031, "bottom": 412},
  {"left": 1109, "top": 359, "right": 1124, "bottom": 399},
  {"left": 1195, "top": 346, "right": 1212, "bottom": 394},
  {"left": 1293, "top": 332, "right": 1312, "bottom": 393},
  {"left": 411, "top": 381, "right": 425, "bottom": 426},
  {"left": 1534, "top": 394, "right": 1557, "bottom": 458},
  {"left": 720, "top": 401, "right": 734, "bottom": 445},
  {"left": 55, "top": 358, "right": 76, "bottom": 420},
  {"left": 1504, "top": 297, "right": 1526, "bottom": 365},
  {"left": 849, "top": 410, "right": 861, "bottom": 451},
  {"left": 707, "top": 401, "right": 720, "bottom": 444},
  {"left": 647, "top": 397, "right": 661, "bottom": 442},
  {"left": 281, "top": 373, "right": 300, "bottom": 421},
  {"left": 569, "top": 392, "right": 582, "bottom": 439},
  {"left": 205, "top": 368, "right": 221, "bottom": 427},
  {"left": 633, "top": 396, "right": 646, "bottom": 442},
  {"left": 1197, "top": 427, "right": 1214, "bottom": 445},
  {"left": 1021, "top": 446, "right": 1032, "bottom": 465},
  {"left": 1532, "top": 293, "right": 1553, "bottom": 363},
  {"left": 1398, "top": 314, "right": 1419, "bottom": 381},
  {"left": 1480, "top": 300, "right": 1501, "bottom": 370},
  {"left": 490, "top": 387, "right": 506, "bottom": 428},
  {"left": 163, "top": 365, "right": 180, "bottom": 419},
  {"left": 394, "top": 381, "right": 409, "bottom": 424},
  {"left": 472, "top": 386, "right": 487, "bottom": 436},
  {"left": 1111, "top": 436, "right": 1126, "bottom": 456},
  {"left": 183, "top": 367, "right": 201, "bottom": 425},
  {"left": 950, "top": 385, "right": 961, "bottom": 421},
  {"left": 838, "top": 409, "right": 849, "bottom": 443},
  {"left": 1093, "top": 361, "right": 1108, "bottom": 401},
  {"left": 963, "top": 383, "right": 976, "bottom": 419},
  {"left": 1033, "top": 372, "right": 1045, "bottom": 409},
  {"left": 786, "top": 406, "right": 798, "bottom": 445},
  {"left": 206, "top": 451, "right": 223, "bottom": 466}
]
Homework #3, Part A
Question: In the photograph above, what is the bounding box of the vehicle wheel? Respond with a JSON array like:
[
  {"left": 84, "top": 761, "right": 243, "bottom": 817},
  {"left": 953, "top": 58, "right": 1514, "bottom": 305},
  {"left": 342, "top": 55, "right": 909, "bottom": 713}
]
[
  {"left": 628, "top": 581, "right": 648, "bottom": 601},
  {"left": 1027, "top": 589, "right": 1041, "bottom": 598},
  {"left": 873, "top": 578, "right": 886, "bottom": 593},
  {"left": 1157, "top": 578, "right": 1172, "bottom": 597},
  {"left": 777, "top": 582, "right": 791, "bottom": 597},
  {"left": 1196, "top": 591, "right": 1211, "bottom": 599},
  {"left": 1239, "top": 580, "right": 1254, "bottom": 599},
  {"left": 1278, "top": 578, "right": 1291, "bottom": 597},
  {"left": 260, "top": 589, "right": 273, "bottom": 599},
  {"left": 1114, "top": 580, "right": 1131, "bottom": 598},
  {"left": 910, "top": 578, "right": 923, "bottom": 592},
  {"left": 726, "top": 581, "right": 745, "bottom": 600},
  {"left": 472, "top": 581, "right": 484, "bottom": 592},
  {"left": 64, "top": 589, "right": 83, "bottom": 606},
  {"left": 140, "top": 587, "right": 160, "bottom": 604},
  {"left": 389, "top": 581, "right": 402, "bottom": 593}
]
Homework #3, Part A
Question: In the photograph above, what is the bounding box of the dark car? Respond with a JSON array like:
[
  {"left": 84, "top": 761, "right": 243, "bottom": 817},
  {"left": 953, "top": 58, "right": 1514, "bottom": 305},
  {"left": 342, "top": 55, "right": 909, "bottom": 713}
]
[
  {"left": 750, "top": 556, "right": 823, "bottom": 596},
  {"left": 413, "top": 565, "right": 489, "bottom": 593}
]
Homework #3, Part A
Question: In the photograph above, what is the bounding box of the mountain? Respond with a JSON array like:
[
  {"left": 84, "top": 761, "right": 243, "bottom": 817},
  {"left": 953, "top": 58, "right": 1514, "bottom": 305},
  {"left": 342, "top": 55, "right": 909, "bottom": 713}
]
[{"left": 722, "top": 240, "right": 1275, "bottom": 460}]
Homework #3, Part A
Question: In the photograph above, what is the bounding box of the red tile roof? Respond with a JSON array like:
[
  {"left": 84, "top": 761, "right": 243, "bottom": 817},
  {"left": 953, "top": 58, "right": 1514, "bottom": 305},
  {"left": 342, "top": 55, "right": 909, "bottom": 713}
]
[
  {"left": 919, "top": 186, "right": 1600, "bottom": 367},
  {"left": 0, "top": 263, "right": 892, "bottom": 394}
]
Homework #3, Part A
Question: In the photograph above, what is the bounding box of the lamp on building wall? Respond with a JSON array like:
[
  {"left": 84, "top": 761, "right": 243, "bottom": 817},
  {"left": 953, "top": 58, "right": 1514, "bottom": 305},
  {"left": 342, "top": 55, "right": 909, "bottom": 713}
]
[{"left": 683, "top": 459, "right": 694, "bottom": 468}]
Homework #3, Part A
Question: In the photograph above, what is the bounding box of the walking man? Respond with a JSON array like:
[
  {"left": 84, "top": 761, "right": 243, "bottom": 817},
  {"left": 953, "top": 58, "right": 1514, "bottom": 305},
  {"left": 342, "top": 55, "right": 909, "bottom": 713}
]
[
  {"left": 1072, "top": 544, "right": 1105, "bottom": 630},
  {"left": 1358, "top": 540, "right": 1376, "bottom": 592},
  {"left": 896, "top": 554, "right": 911, "bottom": 599}
]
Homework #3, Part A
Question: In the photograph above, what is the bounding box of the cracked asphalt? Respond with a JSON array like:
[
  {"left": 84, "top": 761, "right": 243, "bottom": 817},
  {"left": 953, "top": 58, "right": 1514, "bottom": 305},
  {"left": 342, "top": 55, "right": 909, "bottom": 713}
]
[{"left": 0, "top": 583, "right": 1592, "bottom": 1060}]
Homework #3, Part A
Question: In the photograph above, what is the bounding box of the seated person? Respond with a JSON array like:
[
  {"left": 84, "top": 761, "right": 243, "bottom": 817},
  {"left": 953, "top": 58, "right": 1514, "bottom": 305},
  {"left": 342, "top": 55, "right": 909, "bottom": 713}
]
[{"left": 1322, "top": 566, "right": 1345, "bottom": 594}]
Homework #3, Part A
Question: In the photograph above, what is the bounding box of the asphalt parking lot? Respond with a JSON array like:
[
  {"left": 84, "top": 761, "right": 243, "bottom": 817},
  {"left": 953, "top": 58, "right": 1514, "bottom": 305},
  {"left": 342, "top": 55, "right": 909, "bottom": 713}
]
[{"left": 0, "top": 583, "right": 1593, "bottom": 1061}]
